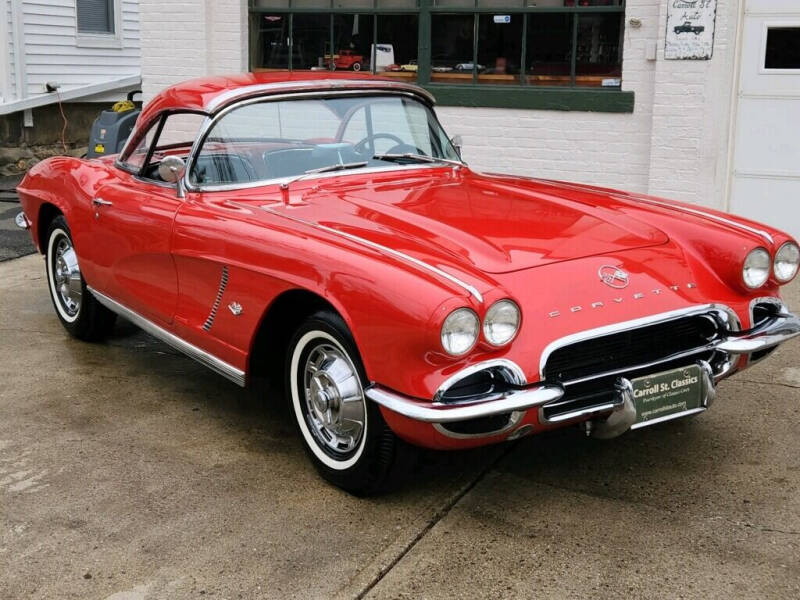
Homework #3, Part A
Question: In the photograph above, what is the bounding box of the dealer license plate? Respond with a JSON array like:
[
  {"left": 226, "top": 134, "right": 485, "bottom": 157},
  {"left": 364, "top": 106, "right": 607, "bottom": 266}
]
[{"left": 631, "top": 364, "right": 703, "bottom": 426}]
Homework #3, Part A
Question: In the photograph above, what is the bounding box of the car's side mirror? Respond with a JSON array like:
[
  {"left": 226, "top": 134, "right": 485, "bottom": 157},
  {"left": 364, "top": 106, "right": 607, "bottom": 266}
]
[
  {"left": 158, "top": 155, "right": 186, "bottom": 184},
  {"left": 451, "top": 134, "right": 463, "bottom": 158}
]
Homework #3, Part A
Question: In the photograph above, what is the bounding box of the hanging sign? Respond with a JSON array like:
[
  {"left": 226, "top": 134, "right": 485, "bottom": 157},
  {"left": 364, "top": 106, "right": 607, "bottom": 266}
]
[
  {"left": 665, "top": 0, "right": 717, "bottom": 60},
  {"left": 493, "top": 15, "right": 511, "bottom": 24}
]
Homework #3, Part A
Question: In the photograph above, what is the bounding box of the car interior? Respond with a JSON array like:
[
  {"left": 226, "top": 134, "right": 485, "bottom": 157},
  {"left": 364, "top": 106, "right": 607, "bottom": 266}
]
[{"left": 128, "top": 96, "right": 450, "bottom": 188}]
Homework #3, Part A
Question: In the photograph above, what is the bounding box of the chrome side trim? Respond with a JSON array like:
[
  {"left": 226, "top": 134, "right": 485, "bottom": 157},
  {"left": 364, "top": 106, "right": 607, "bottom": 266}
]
[
  {"left": 538, "top": 304, "right": 733, "bottom": 378},
  {"left": 202, "top": 265, "right": 229, "bottom": 331},
  {"left": 433, "top": 358, "right": 526, "bottom": 403},
  {"left": 259, "top": 205, "right": 484, "bottom": 303},
  {"left": 633, "top": 197, "right": 774, "bottom": 245},
  {"left": 87, "top": 286, "right": 246, "bottom": 387},
  {"left": 205, "top": 79, "right": 436, "bottom": 114},
  {"left": 365, "top": 383, "right": 563, "bottom": 424}
]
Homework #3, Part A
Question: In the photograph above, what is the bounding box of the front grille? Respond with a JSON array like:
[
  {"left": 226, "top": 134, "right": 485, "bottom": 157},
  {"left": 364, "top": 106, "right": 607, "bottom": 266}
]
[
  {"left": 543, "top": 314, "right": 719, "bottom": 382},
  {"left": 541, "top": 311, "right": 724, "bottom": 423}
]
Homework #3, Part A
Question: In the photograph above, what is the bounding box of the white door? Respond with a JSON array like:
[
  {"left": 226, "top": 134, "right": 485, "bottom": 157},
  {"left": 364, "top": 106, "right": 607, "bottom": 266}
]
[{"left": 730, "top": 0, "right": 800, "bottom": 240}]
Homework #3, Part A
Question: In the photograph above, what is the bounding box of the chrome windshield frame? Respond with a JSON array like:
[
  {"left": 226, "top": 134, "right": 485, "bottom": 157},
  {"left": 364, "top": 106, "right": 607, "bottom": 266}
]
[{"left": 182, "top": 89, "right": 456, "bottom": 194}]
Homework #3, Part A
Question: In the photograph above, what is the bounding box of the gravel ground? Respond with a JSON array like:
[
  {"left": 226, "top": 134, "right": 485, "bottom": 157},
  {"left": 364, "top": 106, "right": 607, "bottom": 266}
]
[
  {"left": 1, "top": 253, "right": 798, "bottom": 600},
  {"left": 0, "top": 176, "right": 35, "bottom": 262}
]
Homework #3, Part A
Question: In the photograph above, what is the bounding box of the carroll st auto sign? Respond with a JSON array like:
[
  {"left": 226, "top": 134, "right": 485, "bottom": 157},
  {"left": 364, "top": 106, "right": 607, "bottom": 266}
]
[{"left": 665, "top": 0, "right": 718, "bottom": 60}]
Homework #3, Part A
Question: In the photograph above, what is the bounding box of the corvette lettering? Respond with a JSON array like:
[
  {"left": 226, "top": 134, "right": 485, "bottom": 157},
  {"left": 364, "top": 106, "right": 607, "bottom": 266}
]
[{"left": 548, "top": 283, "right": 697, "bottom": 317}]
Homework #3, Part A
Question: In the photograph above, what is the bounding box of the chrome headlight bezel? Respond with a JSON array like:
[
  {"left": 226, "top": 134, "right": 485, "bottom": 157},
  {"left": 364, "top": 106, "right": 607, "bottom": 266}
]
[
  {"left": 774, "top": 241, "right": 800, "bottom": 283},
  {"left": 742, "top": 247, "right": 771, "bottom": 289},
  {"left": 482, "top": 299, "right": 521, "bottom": 347},
  {"left": 440, "top": 307, "right": 480, "bottom": 356}
]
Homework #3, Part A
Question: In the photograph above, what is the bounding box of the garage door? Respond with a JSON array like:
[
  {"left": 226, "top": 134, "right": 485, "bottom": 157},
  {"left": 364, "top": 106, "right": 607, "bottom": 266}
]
[{"left": 730, "top": 0, "right": 800, "bottom": 240}]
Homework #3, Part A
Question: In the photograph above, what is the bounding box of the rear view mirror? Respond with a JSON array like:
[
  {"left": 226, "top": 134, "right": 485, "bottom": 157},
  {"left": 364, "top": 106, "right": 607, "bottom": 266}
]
[
  {"left": 158, "top": 155, "right": 186, "bottom": 184},
  {"left": 451, "top": 135, "right": 463, "bottom": 158}
]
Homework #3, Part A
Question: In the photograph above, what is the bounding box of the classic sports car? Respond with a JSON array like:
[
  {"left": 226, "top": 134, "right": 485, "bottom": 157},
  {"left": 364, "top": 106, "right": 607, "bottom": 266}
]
[{"left": 15, "top": 72, "right": 800, "bottom": 494}]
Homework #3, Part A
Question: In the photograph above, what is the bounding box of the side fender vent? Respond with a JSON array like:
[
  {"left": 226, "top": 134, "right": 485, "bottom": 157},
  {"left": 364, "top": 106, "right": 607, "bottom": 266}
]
[{"left": 203, "top": 265, "right": 229, "bottom": 332}]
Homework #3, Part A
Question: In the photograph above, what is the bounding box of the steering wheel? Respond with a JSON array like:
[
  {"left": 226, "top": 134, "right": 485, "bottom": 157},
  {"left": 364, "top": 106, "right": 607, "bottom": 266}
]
[
  {"left": 353, "top": 133, "right": 405, "bottom": 156},
  {"left": 385, "top": 143, "right": 428, "bottom": 156}
]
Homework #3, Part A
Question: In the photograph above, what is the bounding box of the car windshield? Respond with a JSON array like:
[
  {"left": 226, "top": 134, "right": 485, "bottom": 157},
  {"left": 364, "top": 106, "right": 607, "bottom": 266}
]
[{"left": 189, "top": 94, "right": 461, "bottom": 187}]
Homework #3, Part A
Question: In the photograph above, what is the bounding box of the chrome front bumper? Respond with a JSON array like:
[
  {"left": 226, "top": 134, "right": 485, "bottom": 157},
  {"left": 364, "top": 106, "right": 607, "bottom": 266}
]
[{"left": 366, "top": 310, "right": 800, "bottom": 432}]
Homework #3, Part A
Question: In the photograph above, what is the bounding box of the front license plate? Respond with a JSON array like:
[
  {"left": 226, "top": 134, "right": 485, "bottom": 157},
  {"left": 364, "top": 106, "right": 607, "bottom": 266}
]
[{"left": 631, "top": 364, "right": 703, "bottom": 426}]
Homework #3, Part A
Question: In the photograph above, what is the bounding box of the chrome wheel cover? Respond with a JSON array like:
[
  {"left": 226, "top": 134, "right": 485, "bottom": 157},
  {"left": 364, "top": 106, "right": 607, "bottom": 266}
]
[
  {"left": 51, "top": 234, "right": 82, "bottom": 317},
  {"left": 302, "top": 343, "right": 366, "bottom": 458}
]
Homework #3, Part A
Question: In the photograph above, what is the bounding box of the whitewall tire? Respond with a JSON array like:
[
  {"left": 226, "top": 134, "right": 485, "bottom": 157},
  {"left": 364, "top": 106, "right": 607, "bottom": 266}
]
[
  {"left": 285, "top": 310, "right": 415, "bottom": 495},
  {"left": 44, "top": 215, "right": 116, "bottom": 340}
]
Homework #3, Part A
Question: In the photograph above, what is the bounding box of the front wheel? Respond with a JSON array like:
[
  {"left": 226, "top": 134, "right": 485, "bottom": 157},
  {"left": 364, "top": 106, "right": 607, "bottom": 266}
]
[
  {"left": 45, "top": 215, "right": 116, "bottom": 340},
  {"left": 286, "top": 310, "right": 413, "bottom": 494}
]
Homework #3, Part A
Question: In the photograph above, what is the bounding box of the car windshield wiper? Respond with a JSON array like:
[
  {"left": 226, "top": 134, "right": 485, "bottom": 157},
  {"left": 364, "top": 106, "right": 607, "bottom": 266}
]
[
  {"left": 372, "top": 153, "right": 465, "bottom": 167},
  {"left": 280, "top": 161, "right": 368, "bottom": 190}
]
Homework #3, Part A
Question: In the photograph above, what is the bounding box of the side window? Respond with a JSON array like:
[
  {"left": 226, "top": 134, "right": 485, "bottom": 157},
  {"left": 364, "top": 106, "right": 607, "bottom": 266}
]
[
  {"left": 119, "top": 112, "right": 205, "bottom": 181},
  {"left": 120, "top": 121, "right": 159, "bottom": 171}
]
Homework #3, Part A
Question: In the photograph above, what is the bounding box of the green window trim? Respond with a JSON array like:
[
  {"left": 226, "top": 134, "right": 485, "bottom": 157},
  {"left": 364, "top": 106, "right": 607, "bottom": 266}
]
[{"left": 248, "top": 0, "right": 634, "bottom": 113}]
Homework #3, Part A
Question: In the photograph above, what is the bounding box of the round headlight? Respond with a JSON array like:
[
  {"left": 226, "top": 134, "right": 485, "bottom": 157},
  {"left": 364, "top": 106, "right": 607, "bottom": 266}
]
[
  {"left": 441, "top": 308, "right": 479, "bottom": 356},
  {"left": 743, "top": 247, "right": 771, "bottom": 289},
  {"left": 774, "top": 241, "right": 800, "bottom": 283},
  {"left": 483, "top": 299, "right": 521, "bottom": 346}
]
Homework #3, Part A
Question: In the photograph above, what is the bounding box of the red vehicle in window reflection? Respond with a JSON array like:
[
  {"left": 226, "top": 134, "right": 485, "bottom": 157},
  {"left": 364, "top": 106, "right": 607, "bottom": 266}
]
[
  {"left": 15, "top": 72, "right": 800, "bottom": 495},
  {"left": 329, "top": 49, "right": 365, "bottom": 71}
]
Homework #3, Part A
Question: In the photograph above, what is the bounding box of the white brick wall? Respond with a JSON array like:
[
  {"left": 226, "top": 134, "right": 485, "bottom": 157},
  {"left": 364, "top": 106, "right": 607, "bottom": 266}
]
[
  {"left": 140, "top": 0, "right": 246, "bottom": 102},
  {"left": 140, "top": 0, "right": 739, "bottom": 211}
]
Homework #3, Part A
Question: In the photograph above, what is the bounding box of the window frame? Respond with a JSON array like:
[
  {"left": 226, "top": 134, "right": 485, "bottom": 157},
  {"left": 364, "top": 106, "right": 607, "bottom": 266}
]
[
  {"left": 247, "top": 0, "right": 633, "bottom": 112},
  {"left": 184, "top": 90, "right": 458, "bottom": 193},
  {"left": 760, "top": 21, "right": 800, "bottom": 75},
  {"left": 76, "top": 0, "right": 124, "bottom": 48},
  {"left": 116, "top": 110, "right": 209, "bottom": 187}
]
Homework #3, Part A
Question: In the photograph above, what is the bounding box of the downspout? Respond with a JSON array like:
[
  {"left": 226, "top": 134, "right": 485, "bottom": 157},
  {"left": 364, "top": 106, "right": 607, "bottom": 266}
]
[
  {"left": 0, "top": 0, "right": 9, "bottom": 102},
  {"left": 723, "top": 0, "right": 747, "bottom": 213}
]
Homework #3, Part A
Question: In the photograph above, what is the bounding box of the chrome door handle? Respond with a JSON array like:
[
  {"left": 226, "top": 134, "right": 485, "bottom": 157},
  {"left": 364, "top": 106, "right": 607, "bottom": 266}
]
[{"left": 92, "top": 197, "right": 113, "bottom": 207}]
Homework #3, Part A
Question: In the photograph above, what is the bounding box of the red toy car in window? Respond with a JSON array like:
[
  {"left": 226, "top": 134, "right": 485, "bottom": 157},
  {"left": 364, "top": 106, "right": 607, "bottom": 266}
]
[
  {"left": 329, "top": 49, "right": 365, "bottom": 71},
  {"left": 15, "top": 72, "right": 800, "bottom": 494}
]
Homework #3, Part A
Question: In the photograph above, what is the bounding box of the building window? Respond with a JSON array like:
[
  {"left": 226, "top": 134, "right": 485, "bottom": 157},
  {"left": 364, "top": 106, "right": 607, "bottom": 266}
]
[
  {"left": 764, "top": 27, "right": 800, "bottom": 70},
  {"left": 249, "top": 1, "right": 626, "bottom": 98},
  {"left": 77, "top": 0, "right": 115, "bottom": 35}
]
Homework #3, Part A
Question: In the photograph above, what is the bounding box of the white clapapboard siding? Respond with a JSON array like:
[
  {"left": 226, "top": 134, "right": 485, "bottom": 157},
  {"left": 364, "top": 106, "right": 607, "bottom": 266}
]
[{"left": 3, "top": 0, "right": 140, "bottom": 104}]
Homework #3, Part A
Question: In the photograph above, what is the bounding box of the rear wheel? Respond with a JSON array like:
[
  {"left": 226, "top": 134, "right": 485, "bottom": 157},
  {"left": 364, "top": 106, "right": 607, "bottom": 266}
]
[
  {"left": 45, "top": 216, "right": 116, "bottom": 340},
  {"left": 286, "top": 310, "right": 414, "bottom": 494},
  {"left": 352, "top": 62, "right": 362, "bottom": 72}
]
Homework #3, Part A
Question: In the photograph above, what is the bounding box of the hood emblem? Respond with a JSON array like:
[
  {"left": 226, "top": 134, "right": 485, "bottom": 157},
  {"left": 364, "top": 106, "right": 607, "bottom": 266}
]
[{"left": 599, "top": 265, "right": 630, "bottom": 289}]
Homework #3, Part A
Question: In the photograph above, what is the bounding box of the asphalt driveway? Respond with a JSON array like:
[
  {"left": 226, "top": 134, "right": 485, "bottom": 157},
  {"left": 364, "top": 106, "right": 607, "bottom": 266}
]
[{"left": 1, "top": 254, "right": 799, "bottom": 599}]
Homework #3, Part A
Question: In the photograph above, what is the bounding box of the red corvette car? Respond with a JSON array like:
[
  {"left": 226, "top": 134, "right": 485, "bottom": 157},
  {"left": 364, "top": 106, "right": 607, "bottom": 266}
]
[{"left": 16, "top": 72, "right": 800, "bottom": 494}]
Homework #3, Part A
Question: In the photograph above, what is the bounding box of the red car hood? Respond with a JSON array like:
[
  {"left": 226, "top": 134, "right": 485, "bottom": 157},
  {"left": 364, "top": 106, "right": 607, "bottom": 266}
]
[{"left": 276, "top": 169, "right": 669, "bottom": 275}]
